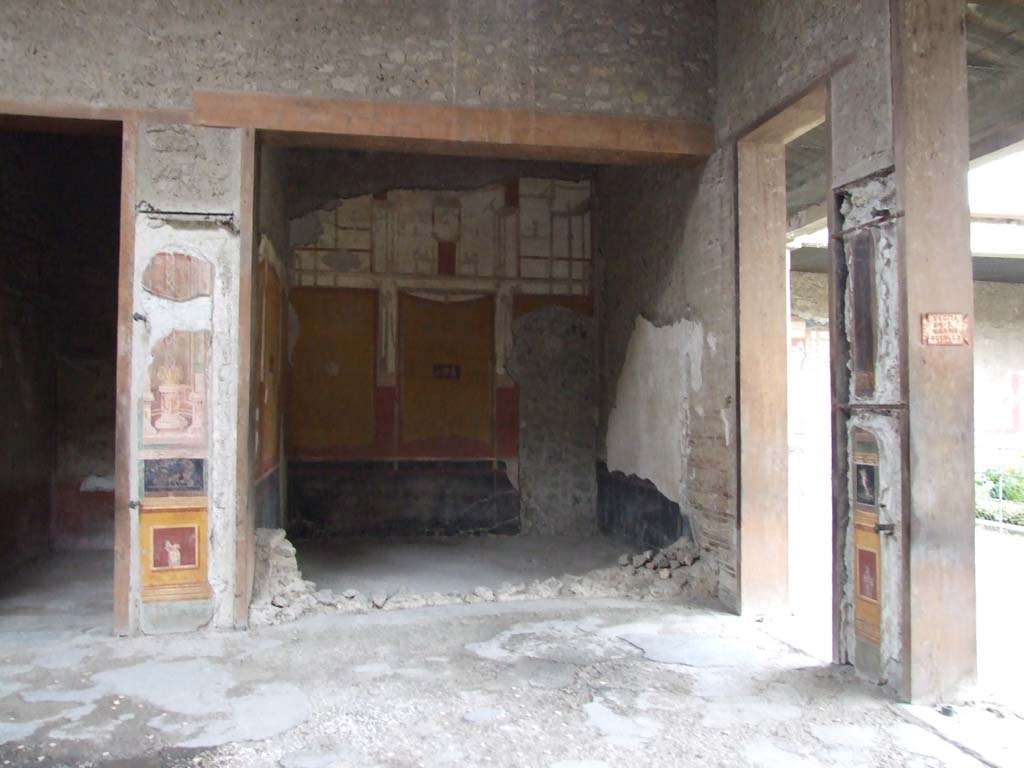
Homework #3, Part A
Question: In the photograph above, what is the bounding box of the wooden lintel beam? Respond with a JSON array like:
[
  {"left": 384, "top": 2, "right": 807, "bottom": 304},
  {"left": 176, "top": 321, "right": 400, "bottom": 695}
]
[
  {"left": 191, "top": 90, "right": 713, "bottom": 164},
  {"left": 743, "top": 87, "right": 827, "bottom": 146},
  {"left": 0, "top": 99, "right": 191, "bottom": 127}
]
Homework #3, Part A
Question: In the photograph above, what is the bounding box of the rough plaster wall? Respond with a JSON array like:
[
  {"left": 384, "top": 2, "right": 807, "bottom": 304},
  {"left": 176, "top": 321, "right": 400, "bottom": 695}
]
[
  {"left": 840, "top": 174, "right": 901, "bottom": 406},
  {"left": 974, "top": 281, "right": 1024, "bottom": 467},
  {"left": 286, "top": 151, "right": 593, "bottom": 221},
  {"left": 0, "top": 0, "right": 715, "bottom": 121},
  {"left": 716, "top": 0, "right": 893, "bottom": 185},
  {"left": 509, "top": 307, "right": 597, "bottom": 536},
  {"left": 596, "top": 151, "right": 737, "bottom": 606},
  {"left": 138, "top": 125, "right": 239, "bottom": 213},
  {"left": 132, "top": 125, "right": 242, "bottom": 632},
  {"left": 790, "top": 271, "right": 830, "bottom": 324}
]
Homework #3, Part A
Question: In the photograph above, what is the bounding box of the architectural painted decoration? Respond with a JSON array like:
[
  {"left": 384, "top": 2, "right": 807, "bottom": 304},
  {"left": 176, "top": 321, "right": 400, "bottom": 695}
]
[
  {"left": 141, "top": 251, "right": 213, "bottom": 302},
  {"left": 143, "top": 330, "right": 209, "bottom": 452},
  {"left": 290, "top": 178, "right": 591, "bottom": 381},
  {"left": 852, "top": 428, "right": 882, "bottom": 646},
  {"left": 143, "top": 458, "right": 205, "bottom": 494},
  {"left": 285, "top": 178, "right": 596, "bottom": 463},
  {"left": 254, "top": 239, "right": 286, "bottom": 478},
  {"left": 139, "top": 496, "right": 211, "bottom": 603}
]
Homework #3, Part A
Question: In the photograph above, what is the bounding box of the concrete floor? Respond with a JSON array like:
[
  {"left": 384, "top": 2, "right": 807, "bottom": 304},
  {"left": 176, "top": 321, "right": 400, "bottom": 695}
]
[
  {"left": 295, "top": 535, "right": 625, "bottom": 597},
  {"left": 0, "top": 550, "right": 1009, "bottom": 767}
]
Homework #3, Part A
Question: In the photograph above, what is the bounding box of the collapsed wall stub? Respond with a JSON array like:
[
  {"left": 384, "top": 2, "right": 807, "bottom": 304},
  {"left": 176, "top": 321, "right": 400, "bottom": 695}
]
[
  {"left": 125, "top": 123, "right": 245, "bottom": 634},
  {"left": 509, "top": 306, "right": 597, "bottom": 536}
]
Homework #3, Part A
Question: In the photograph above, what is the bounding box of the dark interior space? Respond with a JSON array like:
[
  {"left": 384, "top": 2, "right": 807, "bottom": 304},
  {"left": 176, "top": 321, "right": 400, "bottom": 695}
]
[{"left": 0, "top": 123, "right": 121, "bottom": 583}]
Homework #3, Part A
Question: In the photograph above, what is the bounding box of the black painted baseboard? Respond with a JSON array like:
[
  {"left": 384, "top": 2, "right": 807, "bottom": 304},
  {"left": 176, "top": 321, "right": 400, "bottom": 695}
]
[
  {"left": 288, "top": 460, "right": 521, "bottom": 538},
  {"left": 597, "top": 462, "right": 692, "bottom": 550}
]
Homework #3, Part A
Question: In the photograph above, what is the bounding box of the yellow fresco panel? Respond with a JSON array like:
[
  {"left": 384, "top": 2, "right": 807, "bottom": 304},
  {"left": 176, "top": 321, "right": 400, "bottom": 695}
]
[{"left": 287, "top": 288, "right": 377, "bottom": 457}]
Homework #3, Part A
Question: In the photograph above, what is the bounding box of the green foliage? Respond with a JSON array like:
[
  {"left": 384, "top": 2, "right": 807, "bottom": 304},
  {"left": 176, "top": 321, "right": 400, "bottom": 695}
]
[{"left": 980, "top": 466, "right": 1024, "bottom": 503}]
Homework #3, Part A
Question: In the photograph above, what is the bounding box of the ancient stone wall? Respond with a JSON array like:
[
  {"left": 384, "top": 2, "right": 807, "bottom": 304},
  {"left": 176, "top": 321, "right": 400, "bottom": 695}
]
[
  {"left": 0, "top": 0, "right": 715, "bottom": 122},
  {"left": 716, "top": 0, "right": 893, "bottom": 186}
]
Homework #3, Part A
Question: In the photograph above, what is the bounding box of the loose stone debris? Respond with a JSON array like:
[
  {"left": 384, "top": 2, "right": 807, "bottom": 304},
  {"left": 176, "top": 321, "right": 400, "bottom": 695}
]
[{"left": 250, "top": 529, "right": 713, "bottom": 627}]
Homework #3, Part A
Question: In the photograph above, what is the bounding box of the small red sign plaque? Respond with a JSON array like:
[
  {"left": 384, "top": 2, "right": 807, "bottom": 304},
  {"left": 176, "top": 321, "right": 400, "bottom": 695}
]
[{"left": 921, "top": 313, "right": 970, "bottom": 346}]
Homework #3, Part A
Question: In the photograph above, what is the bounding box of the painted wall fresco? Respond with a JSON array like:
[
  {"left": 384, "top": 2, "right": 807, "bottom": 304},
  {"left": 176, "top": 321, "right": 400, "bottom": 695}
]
[
  {"left": 254, "top": 247, "right": 285, "bottom": 478},
  {"left": 141, "top": 251, "right": 213, "bottom": 302},
  {"left": 291, "top": 178, "right": 590, "bottom": 295},
  {"left": 139, "top": 497, "right": 211, "bottom": 603},
  {"left": 284, "top": 178, "right": 595, "bottom": 463},
  {"left": 287, "top": 288, "right": 378, "bottom": 458},
  {"left": 143, "top": 330, "right": 210, "bottom": 453},
  {"left": 399, "top": 293, "right": 494, "bottom": 458},
  {"left": 143, "top": 458, "right": 205, "bottom": 494},
  {"left": 852, "top": 428, "right": 882, "bottom": 647}
]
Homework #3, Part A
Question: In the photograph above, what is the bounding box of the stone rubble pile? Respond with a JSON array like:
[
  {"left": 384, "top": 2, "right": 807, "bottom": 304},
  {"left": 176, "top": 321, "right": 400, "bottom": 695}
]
[
  {"left": 615, "top": 538, "right": 702, "bottom": 580},
  {"left": 250, "top": 529, "right": 714, "bottom": 627}
]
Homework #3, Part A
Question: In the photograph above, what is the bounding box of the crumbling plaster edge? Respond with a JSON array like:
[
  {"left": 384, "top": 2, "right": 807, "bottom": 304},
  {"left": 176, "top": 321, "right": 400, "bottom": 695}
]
[{"left": 604, "top": 313, "right": 705, "bottom": 541}]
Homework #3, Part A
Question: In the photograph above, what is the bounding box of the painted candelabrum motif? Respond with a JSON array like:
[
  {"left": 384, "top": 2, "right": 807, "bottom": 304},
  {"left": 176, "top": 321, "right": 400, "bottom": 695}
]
[{"left": 144, "top": 330, "right": 209, "bottom": 450}]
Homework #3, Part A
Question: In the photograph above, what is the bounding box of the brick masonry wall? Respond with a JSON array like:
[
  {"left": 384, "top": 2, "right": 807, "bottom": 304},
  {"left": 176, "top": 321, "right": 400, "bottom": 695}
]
[{"left": 0, "top": 0, "right": 715, "bottom": 122}]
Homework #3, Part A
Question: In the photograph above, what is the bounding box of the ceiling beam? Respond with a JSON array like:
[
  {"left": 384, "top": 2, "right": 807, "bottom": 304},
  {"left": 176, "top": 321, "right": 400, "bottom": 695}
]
[{"left": 191, "top": 90, "right": 713, "bottom": 165}]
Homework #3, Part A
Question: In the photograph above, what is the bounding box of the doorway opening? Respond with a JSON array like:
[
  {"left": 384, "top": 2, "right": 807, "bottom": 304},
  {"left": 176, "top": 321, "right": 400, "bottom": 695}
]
[
  {"left": 736, "top": 88, "right": 834, "bottom": 660},
  {"left": 784, "top": 123, "right": 833, "bottom": 661},
  {"left": 247, "top": 140, "right": 705, "bottom": 616},
  {"left": 0, "top": 117, "right": 123, "bottom": 632}
]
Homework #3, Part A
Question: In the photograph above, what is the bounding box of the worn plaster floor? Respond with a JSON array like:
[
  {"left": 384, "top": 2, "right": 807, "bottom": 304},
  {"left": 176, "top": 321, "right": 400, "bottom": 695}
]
[
  {"left": 0, "top": 550, "right": 1006, "bottom": 768},
  {"left": 295, "top": 534, "right": 625, "bottom": 597}
]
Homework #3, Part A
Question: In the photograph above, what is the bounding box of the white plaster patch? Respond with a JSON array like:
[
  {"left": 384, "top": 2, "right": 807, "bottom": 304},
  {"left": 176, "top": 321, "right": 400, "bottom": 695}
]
[
  {"left": 888, "top": 723, "right": 986, "bottom": 768},
  {"left": 606, "top": 315, "right": 703, "bottom": 506},
  {"left": 0, "top": 719, "right": 41, "bottom": 745},
  {"left": 466, "top": 618, "right": 631, "bottom": 666},
  {"left": 583, "top": 697, "right": 661, "bottom": 748},
  {"left": 180, "top": 682, "right": 311, "bottom": 748},
  {"left": 742, "top": 741, "right": 825, "bottom": 768},
  {"left": 702, "top": 700, "right": 803, "bottom": 728},
  {"left": 462, "top": 706, "right": 502, "bottom": 723},
  {"left": 79, "top": 475, "right": 115, "bottom": 492}
]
